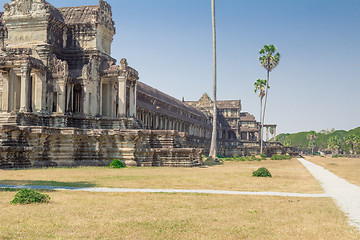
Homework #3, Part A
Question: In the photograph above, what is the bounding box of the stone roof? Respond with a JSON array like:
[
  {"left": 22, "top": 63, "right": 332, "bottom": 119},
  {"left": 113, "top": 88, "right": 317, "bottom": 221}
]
[
  {"left": 46, "top": 2, "right": 65, "bottom": 23},
  {"left": 185, "top": 93, "right": 241, "bottom": 110},
  {"left": 240, "top": 112, "right": 256, "bottom": 122},
  {"left": 58, "top": 1, "right": 115, "bottom": 32},
  {"left": 59, "top": 6, "right": 99, "bottom": 25},
  {"left": 217, "top": 100, "right": 241, "bottom": 109},
  {"left": 137, "top": 82, "right": 210, "bottom": 126}
]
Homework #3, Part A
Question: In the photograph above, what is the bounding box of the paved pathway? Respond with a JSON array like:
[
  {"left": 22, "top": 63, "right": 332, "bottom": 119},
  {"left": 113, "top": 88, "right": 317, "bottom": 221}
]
[
  {"left": 0, "top": 184, "right": 327, "bottom": 198},
  {"left": 298, "top": 158, "right": 360, "bottom": 231}
]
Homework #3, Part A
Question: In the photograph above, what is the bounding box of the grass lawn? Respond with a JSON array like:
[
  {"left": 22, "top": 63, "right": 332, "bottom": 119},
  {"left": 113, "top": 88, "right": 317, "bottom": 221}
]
[
  {"left": 1, "top": 191, "right": 359, "bottom": 240},
  {"left": 0, "top": 159, "right": 323, "bottom": 193},
  {"left": 1, "top": 159, "right": 359, "bottom": 239},
  {"left": 305, "top": 156, "right": 360, "bottom": 186}
]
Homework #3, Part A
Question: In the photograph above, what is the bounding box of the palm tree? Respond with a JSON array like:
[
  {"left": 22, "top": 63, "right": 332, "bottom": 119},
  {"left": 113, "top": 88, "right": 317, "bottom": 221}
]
[
  {"left": 254, "top": 79, "right": 267, "bottom": 147},
  {"left": 258, "top": 45, "right": 280, "bottom": 154},
  {"left": 209, "top": 0, "right": 217, "bottom": 160},
  {"left": 307, "top": 130, "right": 317, "bottom": 155},
  {"left": 327, "top": 136, "right": 342, "bottom": 155},
  {"left": 345, "top": 134, "right": 359, "bottom": 154}
]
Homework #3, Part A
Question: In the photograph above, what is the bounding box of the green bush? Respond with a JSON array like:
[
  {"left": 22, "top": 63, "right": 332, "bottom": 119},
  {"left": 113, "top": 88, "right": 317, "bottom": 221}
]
[
  {"left": 11, "top": 189, "right": 50, "bottom": 204},
  {"left": 110, "top": 159, "right": 126, "bottom": 168},
  {"left": 252, "top": 167, "right": 272, "bottom": 178},
  {"left": 260, "top": 153, "right": 267, "bottom": 160},
  {"left": 271, "top": 154, "right": 292, "bottom": 160},
  {"left": 332, "top": 155, "right": 343, "bottom": 158},
  {"left": 217, "top": 154, "right": 224, "bottom": 158}
]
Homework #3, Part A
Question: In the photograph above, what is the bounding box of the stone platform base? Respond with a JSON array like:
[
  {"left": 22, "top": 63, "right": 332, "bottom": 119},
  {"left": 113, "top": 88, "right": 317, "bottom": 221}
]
[{"left": 0, "top": 125, "right": 203, "bottom": 169}]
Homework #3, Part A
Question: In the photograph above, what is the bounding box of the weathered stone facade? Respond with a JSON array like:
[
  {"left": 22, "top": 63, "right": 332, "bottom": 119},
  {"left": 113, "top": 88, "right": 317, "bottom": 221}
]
[
  {"left": 185, "top": 94, "right": 282, "bottom": 156},
  {"left": 0, "top": 0, "right": 205, "bottom": 168},
  {"left": 0, "top": 0, "right": 285, "bottom": 169}
]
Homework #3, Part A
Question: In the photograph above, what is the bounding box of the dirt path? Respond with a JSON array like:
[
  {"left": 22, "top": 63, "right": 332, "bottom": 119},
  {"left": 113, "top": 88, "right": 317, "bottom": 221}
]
[{"left": 298, "top": 158, "right": 360, "bottom": 231}]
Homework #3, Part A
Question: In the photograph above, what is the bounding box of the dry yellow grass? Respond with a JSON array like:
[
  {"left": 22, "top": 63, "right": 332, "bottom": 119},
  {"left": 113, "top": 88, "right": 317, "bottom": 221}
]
[
  {"left": 1, "top": 191, "right": 359, "bottom": 240},
  {"left": 0, "top": 159, "right": 323, "bottom": 193},
  {"left": 305, "top": 156, "right": 360, "bottom": 186}
]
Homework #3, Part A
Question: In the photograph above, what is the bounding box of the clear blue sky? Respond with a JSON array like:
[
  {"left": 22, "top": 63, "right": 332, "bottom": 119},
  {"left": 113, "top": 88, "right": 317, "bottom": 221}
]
[{"left": 3, "top": 0, "right": 360, "bottom": 134}]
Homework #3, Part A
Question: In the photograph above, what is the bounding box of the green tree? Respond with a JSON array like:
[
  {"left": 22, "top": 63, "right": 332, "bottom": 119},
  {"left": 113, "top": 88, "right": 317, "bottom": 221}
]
[
  {"left": 209, "top": 0, "right": 218, "bottom": 160},
  {"left": 307, "top": 130, "right": 317, "bottom": 155},
  {"left": 254, "top": 79, "right": 267, "bottom": 147},
  {"left": 327, "top": 136, "right": 342, "bottom": 155},
  {"left": 345, "top": 134, "right": 359, "bottom": 154},
  {"left": 258, "top": 45, "right": 280, "bottom": 154},
  {"left": 283, "top": 139, "right": 292, "bottom": 147}
]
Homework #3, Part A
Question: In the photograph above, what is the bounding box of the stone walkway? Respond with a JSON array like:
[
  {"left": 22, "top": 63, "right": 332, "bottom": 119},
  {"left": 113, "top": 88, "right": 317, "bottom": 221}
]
[
  {"left": 298, "top": 158, "right": 360, "bottom": 231},
  {"left": 0, "top": 184, "right": 327, "bottom": 198}
]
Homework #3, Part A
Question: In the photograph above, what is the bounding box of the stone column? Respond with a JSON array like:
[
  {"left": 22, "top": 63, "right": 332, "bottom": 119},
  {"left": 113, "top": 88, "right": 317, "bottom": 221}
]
[
  {"left": 266, "top": 127, "right": 269, "bottom": 142},
  {"left": 66, "top": 84, "right": 71, "bottom": 113},
  {"left": 1, "top": 72, "right": 9, "bottom": 112},
  {"left": 58, "top": 82, "right": 66, "bottom": 114},
  {"left": 273, "top": 127, "right": 277, "bottom": 142},
  {"left": 41, "top": 72, "right": 47, "bottom": 113},
  {"left": 33, "top": 72, "right": 43, "bottom": 112},
  {"left": 118, "top": 76, "right": 126, "bottom": 117},
  {"left": 129, "top": 81, "right": 137, "bottom": 118},
  {"left": 20, "top": 64, "right": 31, "bottom": 112}
]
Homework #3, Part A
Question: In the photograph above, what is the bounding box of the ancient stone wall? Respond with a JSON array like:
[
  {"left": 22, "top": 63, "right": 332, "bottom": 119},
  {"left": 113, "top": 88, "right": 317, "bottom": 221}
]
[{"left": 0, "top": 124, "right": 203, "bottom": 169}]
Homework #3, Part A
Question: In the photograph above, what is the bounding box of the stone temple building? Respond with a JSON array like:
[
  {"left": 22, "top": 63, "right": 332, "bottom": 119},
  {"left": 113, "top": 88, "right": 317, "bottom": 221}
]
[{"left": 0, "top": 0, "right": 284, "bottom": 169}]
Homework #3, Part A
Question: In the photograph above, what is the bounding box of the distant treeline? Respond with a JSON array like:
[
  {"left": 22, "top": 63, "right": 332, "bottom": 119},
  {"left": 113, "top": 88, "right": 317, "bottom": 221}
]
[{"left": 277, "top": 127, "right": 360, "bottom": 154}]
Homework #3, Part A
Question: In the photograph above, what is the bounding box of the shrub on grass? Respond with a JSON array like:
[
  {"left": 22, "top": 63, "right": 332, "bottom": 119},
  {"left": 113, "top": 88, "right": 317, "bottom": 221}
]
[
  {"left": 217, "top": 154, "right": 224, "bottom": 158},
  {"left": 11, "top": 189, "right": 50, "bottom": 204},
  {"left": 260, "top": 153, "right": 267, "bottom": 160},
  {"left": 110, "top": 159, "right": 126, "bottom": 168},
  {"left": 332, "top": 155, "right": 343, "bottom": 158},
  {"left": 252, "top": 167, "right": 272, "bottom": 178},
  {"left": 271, "top": 154, "right": 292, "bottom": 160}
]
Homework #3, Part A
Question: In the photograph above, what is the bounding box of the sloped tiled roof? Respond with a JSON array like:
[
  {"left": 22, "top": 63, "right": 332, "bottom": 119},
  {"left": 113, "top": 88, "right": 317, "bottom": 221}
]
[
  {"left": 59, "top": 6, "right": 99, "bottom": 25},
  {"left": 137, "top": 82, "right": 210, "bottom": 124},
  {"left": 240, "top": 112, "right": 256, "bottom": 122}
]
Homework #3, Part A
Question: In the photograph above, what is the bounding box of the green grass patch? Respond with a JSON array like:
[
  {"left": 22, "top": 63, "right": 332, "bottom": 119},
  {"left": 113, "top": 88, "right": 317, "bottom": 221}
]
[
  {"left": 271, "top": 154, "right": 292, "bottom": 160},
  {"left": 223, "top": 155, "right": 261, "bottom": 162},
  {"left": 10, "top": 189, "right": 50, "bottom": 204}
]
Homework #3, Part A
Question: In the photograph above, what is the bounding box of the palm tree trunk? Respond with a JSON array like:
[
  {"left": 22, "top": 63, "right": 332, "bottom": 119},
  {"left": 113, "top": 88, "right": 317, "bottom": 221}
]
[
  {"left": 259, "top": 98, "right": 263, "bottom": 154},
  {"left": 261, "top": 70, "right": 270, "bottom": 154},
  {"left": 209, "top": 0, "right": 217, "bottom": 159}
]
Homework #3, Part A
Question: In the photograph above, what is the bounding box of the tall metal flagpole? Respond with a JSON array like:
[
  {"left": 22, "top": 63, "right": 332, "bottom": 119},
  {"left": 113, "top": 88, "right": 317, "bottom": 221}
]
[{"left": 209, "top": 0, "right": 217, "bottom": 159}]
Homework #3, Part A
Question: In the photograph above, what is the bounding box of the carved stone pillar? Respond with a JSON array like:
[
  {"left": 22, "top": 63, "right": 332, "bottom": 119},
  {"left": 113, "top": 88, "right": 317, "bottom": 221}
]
[
  {"left": 129, "top": 81, "right": 137, "bottom": 118},
  {"left": 1, "top": 71, "right": 9, "bottom": 112},
  {"left": 20, "top": 64, "right": 31, "bottom": 112},
  {"left": 58, "top": 82, "right": 66, "bottom": 114},
  {"left": 33, "top": 71, "right": 43, "bottom": 113},
  {"left": 273, "top": 127, "right": 277, "bottom": 142},
  {"left": 41, "top": 71, "right": 47, "bottom": 113},
  {"left": 118, "top": 76, "right": 126, "bottom": 117}
]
